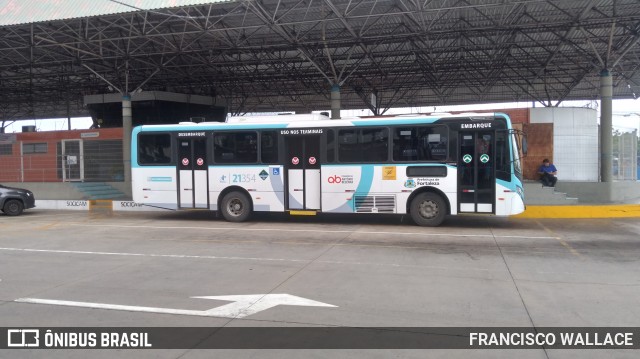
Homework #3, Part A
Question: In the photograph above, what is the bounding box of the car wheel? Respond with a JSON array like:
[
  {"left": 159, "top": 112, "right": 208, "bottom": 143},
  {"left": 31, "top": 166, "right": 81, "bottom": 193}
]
[
  {"left": 3, "top": 199, "right": 24, "bottom": 216},
  {"left": 220, "top": 191, "right": 252, "bottom": 222},
  {"left": 410, "top": 193, "right": 446, "bottom": 226}
]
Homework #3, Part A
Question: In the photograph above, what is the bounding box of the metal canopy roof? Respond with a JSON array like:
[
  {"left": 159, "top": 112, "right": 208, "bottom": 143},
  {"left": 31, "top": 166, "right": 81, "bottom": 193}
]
[{"left": 0, "top": 0, "right": 639, "bottom": 121}]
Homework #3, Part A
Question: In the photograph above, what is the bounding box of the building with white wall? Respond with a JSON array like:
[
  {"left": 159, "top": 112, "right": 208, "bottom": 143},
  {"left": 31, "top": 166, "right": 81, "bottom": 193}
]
[{"left": 530, "top": 108, "right": 600, "bottom": 181}]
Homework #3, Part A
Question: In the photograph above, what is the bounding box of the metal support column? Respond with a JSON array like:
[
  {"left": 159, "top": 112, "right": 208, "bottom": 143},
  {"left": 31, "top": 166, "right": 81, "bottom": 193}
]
[
  {"left": 600, "top": 69, "right": 613, "bottom": 183},
  {"left": 122, "top": 94, "right": 132, "bottom": 186},
  {"left": 600, "top": 69, "right": 614, "bottom": 202},
  {"left": 330, "top": 84, "right": 341, "bottom": 119}
]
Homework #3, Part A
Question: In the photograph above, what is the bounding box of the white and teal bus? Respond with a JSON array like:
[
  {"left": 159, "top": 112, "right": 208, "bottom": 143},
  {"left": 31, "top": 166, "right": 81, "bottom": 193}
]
[{"left": 132, "top": 113, "right": 525, "bottom": 226}]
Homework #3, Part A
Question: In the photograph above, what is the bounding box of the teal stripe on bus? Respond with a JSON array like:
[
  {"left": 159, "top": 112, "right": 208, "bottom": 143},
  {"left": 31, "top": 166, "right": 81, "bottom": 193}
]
[
  {"left": 497, "top": 178, "right": 517, "bottom": 192},
  {"left": 352, "top": 118, "right": 439, "bottom": 126},
  {"left": 348, "top": 165, "right": 375, "bottom": 211},
  {"left": 136, "top": 123, "right": 287, "bottom": 132},
  {"left": 148, "top": 176, "right": 173, "bottom": 182}
]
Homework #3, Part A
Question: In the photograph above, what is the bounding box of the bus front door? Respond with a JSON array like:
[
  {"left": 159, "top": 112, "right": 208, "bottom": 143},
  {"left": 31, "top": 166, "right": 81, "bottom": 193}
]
[
  {"left": 177, "top": 138, "right": 209, "bottom": 209},
  {"left": 285, "top": 135, "right": 321, "bottom": 210},
  {"left": 458, "top": 132, "right": 495, "bottom": 213}
]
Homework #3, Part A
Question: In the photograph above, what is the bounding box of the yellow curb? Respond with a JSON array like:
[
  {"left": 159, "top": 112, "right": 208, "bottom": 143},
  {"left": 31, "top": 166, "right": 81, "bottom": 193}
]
[
  {"left": 89, "top": 200, "right": 113, "bottom": 211},
  {"left": 512, "top": 205, "right": 640, "bottom": 218}
]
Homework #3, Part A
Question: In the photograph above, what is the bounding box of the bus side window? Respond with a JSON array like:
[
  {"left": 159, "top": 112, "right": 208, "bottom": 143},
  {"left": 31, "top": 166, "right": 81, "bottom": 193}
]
[
  {"left": 338, "top": 129, "right": 358, "bottom": 162},
  {"left": 420, "top": 126, "right": 447, "bottom": 161},
  {"left": 238, "top": 133, "right": 257, "bottom": 163},
  {"left": 393, "top": 126, "right": 447, "bottom": 162},
  {"left": 428, "top": 127, "right": 448, "bottom": 161},
  {"left": 326, "top": 130, "right": 335, "bottom": 163},
  {"left": 214, "top": 132, "right": 257, "bottom": 163},
  {"left": 139, "top": 147, "right": 154, "bottom": 163},
  {"left": 261, "top": 131, "right": 279, "bottom": 164},
  {"left": 338, "top": 128, "right": 387, "bottom": 162},
  {"left": 138, "top": 133, "right": 172, "bottom": 165},
  {"left": 213, "top": 133, "right": 233, "bottom": 162},
  {"left": 366, "top": 128, "right": 388, "bottom": 162},
  {"left": 393, "top": 128, "right": 417, "bottom": 161}
]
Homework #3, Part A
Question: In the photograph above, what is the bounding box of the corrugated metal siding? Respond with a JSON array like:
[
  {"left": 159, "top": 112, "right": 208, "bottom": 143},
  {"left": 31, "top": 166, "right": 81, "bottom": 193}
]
[{"left": 0, "top": 0, "right": 232, "bottom": 26}]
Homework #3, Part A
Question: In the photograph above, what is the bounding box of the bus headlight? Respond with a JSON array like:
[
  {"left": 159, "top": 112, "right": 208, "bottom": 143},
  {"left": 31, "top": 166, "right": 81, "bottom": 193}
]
[{"left": 516, "top": 186, "right": 524, "bottom": 201}]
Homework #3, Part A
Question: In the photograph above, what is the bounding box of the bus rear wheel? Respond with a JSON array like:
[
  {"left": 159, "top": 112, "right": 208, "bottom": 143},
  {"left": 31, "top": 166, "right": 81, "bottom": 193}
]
[
  {"left": 410, "top": 193, "right": 446, "bottom": 226},
  {"left": 220, "top": 191, "right": 252, "bottom": 222}
]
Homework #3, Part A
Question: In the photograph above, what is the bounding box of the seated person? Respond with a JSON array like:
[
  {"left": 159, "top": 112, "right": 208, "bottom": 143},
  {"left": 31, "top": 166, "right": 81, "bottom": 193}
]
[{"left": 538, "top": 158, "right": 558, "bottom": 187}]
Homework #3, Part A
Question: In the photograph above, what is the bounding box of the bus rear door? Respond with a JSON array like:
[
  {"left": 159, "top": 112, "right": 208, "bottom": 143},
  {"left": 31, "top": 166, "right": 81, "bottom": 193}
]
[
  {"left": 177, "top": 138, "right": 209, "bottom": 209},
  {"left": 458, "top": 131, "right": 495, "bottom": 213},
  {"left": 284, "top": 135, "right": 321, "bottom": 210}
]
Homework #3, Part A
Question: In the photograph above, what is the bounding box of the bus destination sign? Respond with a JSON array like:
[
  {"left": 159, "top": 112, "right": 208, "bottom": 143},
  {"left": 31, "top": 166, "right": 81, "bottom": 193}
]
[
  {"left": 459, "top": 123, "right": 492, "bottom": 130},
  {"left": 279, "top": 128, "right": 323, "bottom": 136},
  {"left": 178, "top": 132, "right": 206, "bottom": 137}
]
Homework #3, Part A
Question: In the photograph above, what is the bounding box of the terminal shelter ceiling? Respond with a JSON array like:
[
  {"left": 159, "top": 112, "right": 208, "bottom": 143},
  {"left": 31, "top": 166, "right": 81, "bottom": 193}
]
[{"left": 0, "top": 0, "right": 639, "bottom": 122}]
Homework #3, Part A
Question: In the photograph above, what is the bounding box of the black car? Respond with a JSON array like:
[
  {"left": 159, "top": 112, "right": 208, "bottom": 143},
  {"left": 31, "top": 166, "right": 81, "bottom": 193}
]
[{"left": 0, "top": 184, "right": 36, "bottom": 216}]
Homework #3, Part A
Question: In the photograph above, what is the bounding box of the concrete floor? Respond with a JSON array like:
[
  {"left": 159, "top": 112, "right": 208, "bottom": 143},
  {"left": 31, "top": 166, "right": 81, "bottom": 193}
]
[{"left": 1, "top": 210, "right": 639, "bottom": 358}]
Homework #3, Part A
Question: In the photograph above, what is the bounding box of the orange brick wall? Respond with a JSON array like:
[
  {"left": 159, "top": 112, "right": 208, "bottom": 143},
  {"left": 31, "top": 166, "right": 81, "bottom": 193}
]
[
  {"left": 501, "top": 108, "right": 530, "bottom": 124},
  {"left": 0, "top": 128, "right": 123, "bottom": 182},
  {"left": 522, "top": 123, "right": 554, "bottom": 180}
]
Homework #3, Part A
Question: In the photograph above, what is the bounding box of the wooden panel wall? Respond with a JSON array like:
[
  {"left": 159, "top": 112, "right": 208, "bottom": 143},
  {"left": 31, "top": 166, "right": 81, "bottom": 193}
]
[{"left": 522, "top": 123, "right": 553, "bottom": 180}]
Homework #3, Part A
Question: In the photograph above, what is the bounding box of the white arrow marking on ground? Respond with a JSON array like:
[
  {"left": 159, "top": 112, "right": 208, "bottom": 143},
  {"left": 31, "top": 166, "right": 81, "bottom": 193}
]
[
  {"left": 15, "top": 294, "right": 336, "bottom": 319},
  {"left": 193, "top": 294, "right": 336, "bottom": 318}
]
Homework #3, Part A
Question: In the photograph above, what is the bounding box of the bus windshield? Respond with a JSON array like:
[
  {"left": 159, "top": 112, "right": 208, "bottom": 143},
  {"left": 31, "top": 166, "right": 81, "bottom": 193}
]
[{"left": 511, "top": 132, "right": 523, "bottom": 180}]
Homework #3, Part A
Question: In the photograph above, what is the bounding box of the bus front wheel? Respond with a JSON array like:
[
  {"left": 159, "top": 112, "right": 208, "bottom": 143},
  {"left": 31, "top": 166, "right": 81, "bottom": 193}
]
[
  {"left": 410, "top": 193, "right": 446, "bottom": 226},
  {"left": 220, "top": 191, "right": 252, "bottom": 222}
]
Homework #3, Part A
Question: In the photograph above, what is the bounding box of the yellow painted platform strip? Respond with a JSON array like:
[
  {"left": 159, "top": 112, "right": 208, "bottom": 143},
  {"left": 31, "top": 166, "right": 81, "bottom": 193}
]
[
  {"left": 89, "top": 200, "right": 113, "bottom": 210},
  {"left": 513, "top": 205, "right": 640, "bottom": 219},
  {"left": 289, "top": 210, "right": 317, "bottom": 216}
]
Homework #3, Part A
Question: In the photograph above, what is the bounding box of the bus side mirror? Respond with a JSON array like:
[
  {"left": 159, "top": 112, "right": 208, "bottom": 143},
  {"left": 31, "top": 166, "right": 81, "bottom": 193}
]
[{"left": 521, "top": 135, "right": 528, "bottom": 156}]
